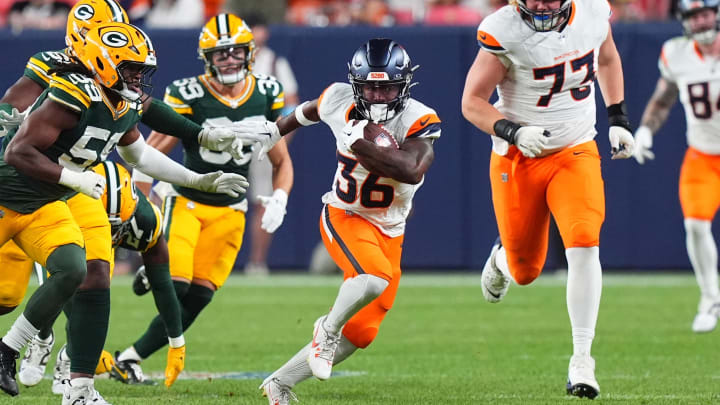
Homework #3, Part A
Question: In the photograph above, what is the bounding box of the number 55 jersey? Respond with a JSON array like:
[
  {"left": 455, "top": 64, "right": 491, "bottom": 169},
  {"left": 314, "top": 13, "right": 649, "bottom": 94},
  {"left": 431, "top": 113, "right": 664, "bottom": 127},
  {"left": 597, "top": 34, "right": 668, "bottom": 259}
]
[
  {"left": 317, "top": 82, "right": 441, "bottom": 237},
  {"left": 477, "top": 0, "right": 611, "bottom": 155},
  {"left": 659, "top": 36, "right": 720, "bottom": 155}
]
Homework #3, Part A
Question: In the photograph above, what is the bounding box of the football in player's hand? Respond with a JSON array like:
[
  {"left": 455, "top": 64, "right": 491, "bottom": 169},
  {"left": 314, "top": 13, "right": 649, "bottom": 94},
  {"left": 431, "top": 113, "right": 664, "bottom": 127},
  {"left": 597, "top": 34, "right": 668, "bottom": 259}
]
[{"left": 364, "top": 122, "right": 399, "bottom": 149}]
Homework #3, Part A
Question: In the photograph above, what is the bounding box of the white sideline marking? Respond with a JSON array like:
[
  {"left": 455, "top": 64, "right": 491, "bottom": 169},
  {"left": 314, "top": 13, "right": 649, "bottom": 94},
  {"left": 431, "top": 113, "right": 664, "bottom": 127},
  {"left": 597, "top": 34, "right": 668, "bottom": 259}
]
[{"left": 99, "top": 370, "right": 368, "bottom": 381}]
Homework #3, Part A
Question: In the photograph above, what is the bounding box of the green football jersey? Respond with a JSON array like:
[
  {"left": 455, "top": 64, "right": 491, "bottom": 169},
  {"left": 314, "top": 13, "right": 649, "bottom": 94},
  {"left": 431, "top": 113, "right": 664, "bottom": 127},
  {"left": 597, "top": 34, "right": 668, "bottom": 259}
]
[
  {"left": 0, "top": 72, "right": 142, "bottom": 214},
  {"left": 24, "top": 48, "right": 72, "bottom": 88},
  {"left": 163, "top": 72, "right": 284, "bottom": 206}
]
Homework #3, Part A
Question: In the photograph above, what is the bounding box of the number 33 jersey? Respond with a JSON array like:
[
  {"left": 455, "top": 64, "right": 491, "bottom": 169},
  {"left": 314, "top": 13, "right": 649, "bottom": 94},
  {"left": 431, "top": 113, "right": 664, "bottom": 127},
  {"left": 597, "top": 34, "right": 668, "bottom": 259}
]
[
  {"left": 477, "top": 0, "right": 611, "bottom": 155},
  {"left": 317, "top": 83, "right": 441, "bottom": 237},
  {"left": 659, "top": 36, "right": 720, "bottom": 155}
]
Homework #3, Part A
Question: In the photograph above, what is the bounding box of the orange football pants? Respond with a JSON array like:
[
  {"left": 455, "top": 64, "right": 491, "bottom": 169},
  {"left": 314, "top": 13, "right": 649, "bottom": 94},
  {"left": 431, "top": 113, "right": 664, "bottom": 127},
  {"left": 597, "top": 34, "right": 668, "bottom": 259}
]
[
  {"left": 319, "top": 205, "right": 402, "bottom": 348},
  {"left": 679, "top": 147, "right": 720, "bottom": 220},
  {"left": 490, "top": 141, "right": 605, "bottom": 285}
]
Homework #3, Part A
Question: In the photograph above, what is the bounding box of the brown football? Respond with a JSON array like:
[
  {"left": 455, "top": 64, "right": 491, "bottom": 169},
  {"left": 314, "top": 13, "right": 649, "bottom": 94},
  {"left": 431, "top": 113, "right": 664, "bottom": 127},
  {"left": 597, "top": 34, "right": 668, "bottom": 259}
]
[{"left": 363, "top": 122, "right": 399, "bottom": 149}]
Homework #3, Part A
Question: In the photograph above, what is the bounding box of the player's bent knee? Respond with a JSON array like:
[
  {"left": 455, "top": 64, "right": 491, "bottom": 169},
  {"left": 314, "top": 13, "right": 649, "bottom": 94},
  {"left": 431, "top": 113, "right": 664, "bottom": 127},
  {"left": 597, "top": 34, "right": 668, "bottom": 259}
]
[
  {"left": 343, "top": 325, "right": 379, "bottom": 349},
  {"left": 511, "top": 269, "right": 540, "bottom": 285},
  {"left": 567, "top": 221, "right": 600, "bottom": 248},
  {"left": 0, "top": 305, "right": 18, "bottom": 315},
  {"left": 684, "top": 218, "right": 712, "bottom": 237},
  {"left": 46, "top": 244, "right": 87, "bottom": 290}
]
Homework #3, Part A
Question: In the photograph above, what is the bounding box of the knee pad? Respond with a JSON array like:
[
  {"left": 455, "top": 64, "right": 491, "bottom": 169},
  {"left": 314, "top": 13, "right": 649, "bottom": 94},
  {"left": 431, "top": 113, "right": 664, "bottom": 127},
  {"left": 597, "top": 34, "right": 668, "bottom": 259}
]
[
  {"left": 46, "top": 244, "right": 87, "bottom": 290},
  {"left": 567, "top": 221, "right": 600, "bottom": 248}
]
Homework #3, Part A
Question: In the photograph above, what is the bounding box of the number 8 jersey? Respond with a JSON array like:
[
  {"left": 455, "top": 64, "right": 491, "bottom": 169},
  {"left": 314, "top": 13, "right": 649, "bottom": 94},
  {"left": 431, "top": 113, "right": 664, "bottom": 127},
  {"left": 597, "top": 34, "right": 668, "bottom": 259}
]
[
  {"left": 318, "top": 83, "right": 441, "bottom": 237},
  {"left": 477, "top": 0, "right": 611, "bottom": 155},
  {"left": 659, "top": 36, "right": 720, "bottom": 155}
]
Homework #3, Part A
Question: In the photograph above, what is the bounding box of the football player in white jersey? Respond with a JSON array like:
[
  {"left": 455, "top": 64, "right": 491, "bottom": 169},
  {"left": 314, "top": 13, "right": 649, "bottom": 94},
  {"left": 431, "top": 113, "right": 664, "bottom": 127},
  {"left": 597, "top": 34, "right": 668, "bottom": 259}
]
[
  {"left": 634, "top": 0, "right": 720, "bottom": 333},
  {"left": 238, "top": 38, "right": 440, "bottom": 404},
  {"left": 461, "top": 0, "right": 634, "bottom": 399}
]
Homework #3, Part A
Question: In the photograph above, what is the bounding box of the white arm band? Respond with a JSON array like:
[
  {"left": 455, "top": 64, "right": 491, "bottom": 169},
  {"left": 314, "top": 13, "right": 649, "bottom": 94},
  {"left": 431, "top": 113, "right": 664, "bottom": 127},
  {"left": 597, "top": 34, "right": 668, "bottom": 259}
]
[
  {"left": 294, "top": 101, "right": 319, "bottom": 126},
  {"left": 117, "top": 136, "right": 199, "bottom": 188}
]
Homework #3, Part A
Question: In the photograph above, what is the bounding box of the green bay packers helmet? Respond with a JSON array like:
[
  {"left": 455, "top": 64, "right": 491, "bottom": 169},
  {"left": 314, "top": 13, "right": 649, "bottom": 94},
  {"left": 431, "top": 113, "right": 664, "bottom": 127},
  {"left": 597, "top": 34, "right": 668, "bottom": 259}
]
[
  {"left": 76, "top": 22, "right": 157, "bottom": 102},
  {"left": 66, "top": 0, "right": 128, "bottom": 56},
  {"left": 92, "top": 161, "right": 138, "bottom": 245},
  {"left": 198, "top": 13, "right": 255, "bottom": 85}
]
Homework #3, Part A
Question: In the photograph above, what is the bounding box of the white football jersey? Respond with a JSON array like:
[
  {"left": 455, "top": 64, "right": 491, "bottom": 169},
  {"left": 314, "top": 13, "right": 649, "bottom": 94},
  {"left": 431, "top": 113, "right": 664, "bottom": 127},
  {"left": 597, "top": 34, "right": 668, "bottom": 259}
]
[
  {"left": 477, "top": 0, "right": 611, "bottom": 155},
  {"left": 318, "top": 83, "right": 441, "bottom": 237},
  {"left": 659, "top": 36, "right": 720, "bottom": 155}
]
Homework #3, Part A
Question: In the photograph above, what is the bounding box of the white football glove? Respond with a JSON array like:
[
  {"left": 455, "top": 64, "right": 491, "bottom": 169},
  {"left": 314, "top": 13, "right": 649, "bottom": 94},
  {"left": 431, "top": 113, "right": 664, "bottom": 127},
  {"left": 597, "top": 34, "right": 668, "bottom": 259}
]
[
  {"left": 0, "top": 107, "right": 25, "bottom": 138},
  {"left": 257, "top": 189, "right": 288, "bottom": 233},
  {"left": 58, "top": 168, "right": 106, "bottom": 199},
  {"left": 633, "top": 125, "right": 654, "bottom": 164},
  {"left": 609, "top": 126, "right": 635, "bottom": 160},
  {"left": 197, "top": 127, "right": 245, "bottom": 160},
  {"left": 231, "top": 120, "right": 282, "bottom": 161},
  {"left": 341, "top": 119, "right": 368, "bottom": 152},
  {"left": 514, "top": 126, "right": 550, "bottom": 158},
  {"left": 189, "top": 171, "right": 249, "bottom": 197}
]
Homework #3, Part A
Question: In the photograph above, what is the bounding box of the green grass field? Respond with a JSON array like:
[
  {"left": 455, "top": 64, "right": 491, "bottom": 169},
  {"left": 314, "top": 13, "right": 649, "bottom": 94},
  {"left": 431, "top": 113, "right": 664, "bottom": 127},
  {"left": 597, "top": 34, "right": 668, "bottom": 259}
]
[{"left": 0, "top": 273, "right": 718, "bottom": 404}]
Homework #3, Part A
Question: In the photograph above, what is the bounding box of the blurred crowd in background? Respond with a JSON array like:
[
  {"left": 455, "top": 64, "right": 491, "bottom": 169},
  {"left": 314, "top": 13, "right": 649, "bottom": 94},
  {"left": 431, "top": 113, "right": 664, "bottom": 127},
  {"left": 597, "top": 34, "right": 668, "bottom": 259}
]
[{"left": 0, "top": 0, "right": 682, "bottom": 32}]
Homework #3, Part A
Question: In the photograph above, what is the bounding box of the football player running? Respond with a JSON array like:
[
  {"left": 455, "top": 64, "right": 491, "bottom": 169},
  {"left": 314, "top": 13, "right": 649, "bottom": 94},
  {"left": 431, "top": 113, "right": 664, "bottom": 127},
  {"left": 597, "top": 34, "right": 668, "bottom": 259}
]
[
  {"left": 634, "top": 0, "right": 720, "bottom": 333},
  {"left": 114, "top": 13, "right": 293, "bottom": 381},
  {"left": 0, "top": 0, "right": 248, "bottom": 394},
  {"left": 240, "top": 38, "right": 440, "bottom": 405},
  {"left": 0, "top": 21, "right": 248, "bottom": 404},
  {"left": 461, "top": 0, "right": 634, "bottom": 400}
]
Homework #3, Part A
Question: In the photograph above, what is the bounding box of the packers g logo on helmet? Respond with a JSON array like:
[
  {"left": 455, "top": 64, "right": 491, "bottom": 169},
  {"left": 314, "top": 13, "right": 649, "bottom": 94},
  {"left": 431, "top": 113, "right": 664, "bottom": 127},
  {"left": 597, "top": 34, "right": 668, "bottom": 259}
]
[
  {"left": 77, "top": 22, "right": 157, "bottom": 102},
  {"left": 92, "top": 161, "right": 138, "bottom": 246},
  {"left": 66, "top": 0, "right": 128, "bottom": 55},
  {"left": 198, "top": 13, "right": 255, "bottom": 85}
]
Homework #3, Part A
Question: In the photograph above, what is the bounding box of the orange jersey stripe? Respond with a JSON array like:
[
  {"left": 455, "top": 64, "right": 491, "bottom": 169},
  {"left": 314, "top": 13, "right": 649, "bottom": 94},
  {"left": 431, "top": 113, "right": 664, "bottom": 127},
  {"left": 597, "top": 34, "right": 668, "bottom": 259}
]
[
  {"left": 477, "top": 30, "right": 503, "bottom": 50},
  {"left": 567, "top": 1, "right": 577, "bottom": 25},
  {"left": 317, "top": 84, "right": 333, "bottom": 108},
  {"left": 406, "top": 113, "right": 441, "bottom": 138}
]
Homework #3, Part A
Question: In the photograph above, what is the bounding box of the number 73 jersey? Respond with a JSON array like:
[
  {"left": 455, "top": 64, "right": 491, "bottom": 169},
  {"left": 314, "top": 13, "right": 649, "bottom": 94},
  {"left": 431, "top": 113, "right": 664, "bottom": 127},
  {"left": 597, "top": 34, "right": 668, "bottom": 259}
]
[
  {"left": 317, "top": 83, "right": 441, "bottom": 238},
  {"left": 659, "top": 36, "right": 720, "bottom": 155},
  {"left": 477, "top": 0, "right": 611, "bottom": 154}
]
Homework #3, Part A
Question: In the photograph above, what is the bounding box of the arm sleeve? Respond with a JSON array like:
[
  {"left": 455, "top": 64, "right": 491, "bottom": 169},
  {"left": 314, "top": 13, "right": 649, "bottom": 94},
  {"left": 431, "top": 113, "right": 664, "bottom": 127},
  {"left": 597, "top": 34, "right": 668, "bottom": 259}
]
[
  {"left": 140, "top": 98, "right": 201, "bottom": 140},
  {"left": 117, "top": 135, "right": 198, "bottom": 187}
]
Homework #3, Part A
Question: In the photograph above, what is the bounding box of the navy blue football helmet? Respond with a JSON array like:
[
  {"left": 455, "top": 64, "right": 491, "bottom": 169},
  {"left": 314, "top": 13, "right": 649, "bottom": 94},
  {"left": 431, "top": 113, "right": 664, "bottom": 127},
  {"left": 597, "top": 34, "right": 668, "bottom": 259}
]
[
  {"left": 348, "top": 39, "right": 418, "bottom": 123},
  {"left": 677, "top": 0, "right": 720, "bottom": 44}
]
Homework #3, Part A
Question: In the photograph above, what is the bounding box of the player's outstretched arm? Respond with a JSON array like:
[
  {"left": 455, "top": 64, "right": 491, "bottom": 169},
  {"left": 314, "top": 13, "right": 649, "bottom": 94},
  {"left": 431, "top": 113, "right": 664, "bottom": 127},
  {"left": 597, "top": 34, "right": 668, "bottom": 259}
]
[
  {"left": 117, "top": 127, "right": 249, "bottom": 197},
  {"left": 256, "top": 138, "right": 294, "bottom": 233},
  {"left": 352, "top": 138, "right": 434, "bottom": 185}
]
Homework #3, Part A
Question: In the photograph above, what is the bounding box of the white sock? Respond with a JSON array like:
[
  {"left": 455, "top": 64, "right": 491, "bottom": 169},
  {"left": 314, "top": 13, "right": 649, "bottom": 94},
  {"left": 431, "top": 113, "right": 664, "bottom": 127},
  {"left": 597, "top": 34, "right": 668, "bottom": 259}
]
[
  {"left": 271, "top": 342, "right": 313, "bottom": 387},
  {"left": 565, "top": 247, "right": 602, "bottom": 357},
  {"left": 324, "top": 274, "right": 389, "bottom": 334},
  {"left": 494, "top": 246, "right": 513, "bottom": 281},
  {"left": 118, "top": 346, "right": 142, "bottom": 362},
  {"left": 272, "top": 335, "right": 359, "bottom": 388},
  {"left": 3, "top": 314, "right": 40, "bottom": 352},
  {"left": 685, "top": 218, "right": 720, "bottom": 302},
  {"left": 69, "top": 377, "right": 93, "bottom": 387}
]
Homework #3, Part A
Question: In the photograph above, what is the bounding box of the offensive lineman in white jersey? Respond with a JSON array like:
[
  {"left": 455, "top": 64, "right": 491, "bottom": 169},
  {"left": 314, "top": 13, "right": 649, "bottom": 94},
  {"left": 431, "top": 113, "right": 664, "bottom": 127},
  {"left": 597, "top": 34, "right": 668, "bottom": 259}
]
[
  {"left": 462, "top": 0, "right": 634, "bottom": 399},
  {"left": 238, "top": 38, "right": 440, "bottom": 405},
  {"left": 634, "top": 0, "right": 720, "bottom": 333}
]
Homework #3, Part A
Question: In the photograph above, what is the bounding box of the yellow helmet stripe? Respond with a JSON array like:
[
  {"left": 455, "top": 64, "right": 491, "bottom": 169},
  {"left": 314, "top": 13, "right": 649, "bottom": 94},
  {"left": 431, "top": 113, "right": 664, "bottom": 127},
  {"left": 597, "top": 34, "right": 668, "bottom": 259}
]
[
  {"left": 103, "top": 0, "right": 126, "bottom": 22},
  {"left": 104, "top": 161, "right": 121, "bottom": 217}
]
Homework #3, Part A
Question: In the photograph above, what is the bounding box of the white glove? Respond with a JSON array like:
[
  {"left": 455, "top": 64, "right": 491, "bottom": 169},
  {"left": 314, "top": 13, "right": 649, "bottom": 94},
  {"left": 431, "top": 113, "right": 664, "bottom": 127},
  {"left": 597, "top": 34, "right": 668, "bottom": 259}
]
[
  {"left": 341, "top": 119, "right": 368, "bottom": 152},
  {"left": 0, "top": 107, "right": 25, "bottom": 138},
  {"left": 197, "top": 127, "right": 244, "bottom": 160},
  {"left": 232, "top": 120, "right": 282, "bottom": 161},
  {"left": 514, "top": 126, "right": 550, "bottom": 158},
  {"left": 257, "top": 189, "right": 288, "bottom": 233},
  {"left": 189, "top": 171, "right": 249, "bottom": 197},
  {"left": 633, "top": 125, "right": 654, "bottom": 164},
  {"left": 609, "top": 126, "right": 635, "bottom": 160},
  {"left": 58, "top": 168, "right": 106, "bottom": 199}
]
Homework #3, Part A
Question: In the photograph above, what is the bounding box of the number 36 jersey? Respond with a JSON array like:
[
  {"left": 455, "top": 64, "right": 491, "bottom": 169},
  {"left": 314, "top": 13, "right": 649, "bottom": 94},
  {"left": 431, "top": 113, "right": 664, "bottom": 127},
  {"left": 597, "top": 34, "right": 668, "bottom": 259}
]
[
  {"left": 162, "top": 72, "right": 284, "bottom": 206},
  {"left": 659, "top": 36, "right": 720, "bottom": 155},
  {"left": 318, "top": 83, "right": 441, "bottom": 237},
  {"left": 477, "top": 0, "right": 611, "bottom": 155}
]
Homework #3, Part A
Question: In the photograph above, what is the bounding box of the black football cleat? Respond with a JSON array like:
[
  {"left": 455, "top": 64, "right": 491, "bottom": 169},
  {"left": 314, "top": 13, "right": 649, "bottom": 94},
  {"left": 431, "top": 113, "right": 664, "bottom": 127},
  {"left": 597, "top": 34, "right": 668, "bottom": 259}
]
[{"left": 0, "top": 340, "right": 19, "bottom": 396}]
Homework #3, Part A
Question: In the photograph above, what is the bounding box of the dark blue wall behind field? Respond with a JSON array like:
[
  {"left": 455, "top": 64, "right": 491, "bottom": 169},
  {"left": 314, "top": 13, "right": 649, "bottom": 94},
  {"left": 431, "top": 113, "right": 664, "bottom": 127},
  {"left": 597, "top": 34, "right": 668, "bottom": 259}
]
[{"left": 0, "top": 23, "right": 708, "bottom": 270}]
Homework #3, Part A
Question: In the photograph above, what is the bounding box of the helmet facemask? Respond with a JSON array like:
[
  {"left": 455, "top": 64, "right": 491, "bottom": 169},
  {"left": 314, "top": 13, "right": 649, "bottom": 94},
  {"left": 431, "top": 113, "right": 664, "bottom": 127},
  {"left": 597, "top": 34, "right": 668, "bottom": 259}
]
[
  {"left": 680, "top": 7, "right": 720, "bottom": 45},
  {"left": 203, "top": 44, "right": 252, "bottom": 85},
  {"left": 349, "top": 77, "right": 413, "bottom": 123},
  {"left": 517, "top": 0, "right": 572, "bottom": 32},
  {"left": 112, "top": 61, "right": 156, "bottom": 103}
]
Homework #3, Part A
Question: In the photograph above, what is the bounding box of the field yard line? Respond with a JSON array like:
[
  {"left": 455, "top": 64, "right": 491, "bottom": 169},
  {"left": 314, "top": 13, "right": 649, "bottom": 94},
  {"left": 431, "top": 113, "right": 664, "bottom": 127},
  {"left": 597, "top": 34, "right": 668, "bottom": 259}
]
[{"left": 105, "top": 273, "right": 698, "bottom": 288}]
